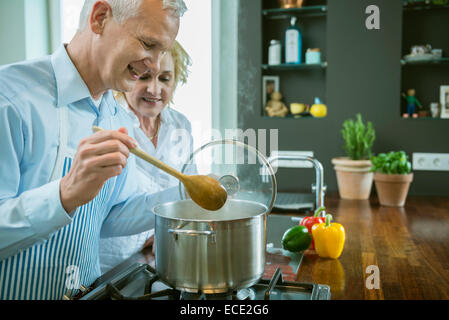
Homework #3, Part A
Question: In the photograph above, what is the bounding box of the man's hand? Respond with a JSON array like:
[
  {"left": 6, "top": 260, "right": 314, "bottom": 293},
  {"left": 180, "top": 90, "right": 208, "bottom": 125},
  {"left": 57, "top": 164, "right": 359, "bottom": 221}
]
[{"left": 59, "top": 128, "right": 137, "bottom": 214}]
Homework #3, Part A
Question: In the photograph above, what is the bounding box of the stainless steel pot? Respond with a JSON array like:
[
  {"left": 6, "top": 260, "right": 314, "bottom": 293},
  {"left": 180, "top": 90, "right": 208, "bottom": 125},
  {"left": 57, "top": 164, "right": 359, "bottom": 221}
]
[
  {"left": 154, "top": 139, "right": 277, "bottom": 294},
  {"left": 154, "top": 199, "right": 269, "bottom": 294}
]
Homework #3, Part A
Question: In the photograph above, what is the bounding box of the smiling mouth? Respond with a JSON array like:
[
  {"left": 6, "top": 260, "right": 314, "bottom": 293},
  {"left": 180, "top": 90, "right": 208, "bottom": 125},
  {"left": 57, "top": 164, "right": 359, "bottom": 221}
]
[{"left": 142, "top": 97, "right": 162, "bottom": 103}]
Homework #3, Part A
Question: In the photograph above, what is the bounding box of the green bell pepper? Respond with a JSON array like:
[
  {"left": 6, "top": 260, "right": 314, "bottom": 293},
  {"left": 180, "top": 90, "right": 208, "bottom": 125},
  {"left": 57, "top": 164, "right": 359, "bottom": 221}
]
[{"left": 282, "top": 225, "right": 312, "bottom": 252}]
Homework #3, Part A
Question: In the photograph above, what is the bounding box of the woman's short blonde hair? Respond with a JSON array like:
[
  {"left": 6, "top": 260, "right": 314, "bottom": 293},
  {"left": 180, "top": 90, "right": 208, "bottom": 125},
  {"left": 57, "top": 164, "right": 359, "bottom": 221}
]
[{"left": 170, "top": 40, "right": 191, "bottom": 91}]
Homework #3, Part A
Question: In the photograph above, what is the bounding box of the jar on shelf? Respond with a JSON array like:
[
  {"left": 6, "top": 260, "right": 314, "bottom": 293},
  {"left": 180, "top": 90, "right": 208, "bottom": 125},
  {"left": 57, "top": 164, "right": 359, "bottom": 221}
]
[
  {"left": 306, "top": 48, "right": 322, "bottom": 64},
  {"left": 268, "top": 40, "right": 282, "bottom": 65}
]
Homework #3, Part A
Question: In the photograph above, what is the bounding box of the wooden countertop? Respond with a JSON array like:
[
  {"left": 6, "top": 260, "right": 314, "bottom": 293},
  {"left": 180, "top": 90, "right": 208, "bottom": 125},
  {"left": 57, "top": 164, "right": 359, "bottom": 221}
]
[
  {"left": 140, "top": 195, "right": 449, "bottom": 300},
  {"left": 293, "top": 195, "right": 449, "bottom": 300}
]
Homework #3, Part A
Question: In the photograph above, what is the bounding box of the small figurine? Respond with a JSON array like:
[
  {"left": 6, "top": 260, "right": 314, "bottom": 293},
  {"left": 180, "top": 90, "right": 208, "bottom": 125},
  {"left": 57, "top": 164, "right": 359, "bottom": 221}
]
[
  {"left": 402, "top": 89, "right": 422, "bottom": 118},
  {"left": 265, "top": 91, "right": 289, "bottom": 118}
]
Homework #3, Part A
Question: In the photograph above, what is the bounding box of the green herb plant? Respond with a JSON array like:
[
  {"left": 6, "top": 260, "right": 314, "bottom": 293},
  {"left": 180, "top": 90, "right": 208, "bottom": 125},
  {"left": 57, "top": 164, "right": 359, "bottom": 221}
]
[
  {"left": 341, "top": 114, "right": 375, "bottom": 160},
  {"left": 370, "top": 151, "right": 412, "bottom": 175}
]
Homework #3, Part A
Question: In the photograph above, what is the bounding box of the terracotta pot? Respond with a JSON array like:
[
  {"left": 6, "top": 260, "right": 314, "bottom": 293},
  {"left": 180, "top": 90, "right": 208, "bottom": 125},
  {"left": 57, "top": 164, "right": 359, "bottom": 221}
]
[
  {"left": 278, "top": 0, "right": 304, "bottom": 9},
  {"left": 374, "top": 173, "right": 413, "bottom": 207},
  {"left": 331, "top": 157, "right": 373, "bottom": 200}
]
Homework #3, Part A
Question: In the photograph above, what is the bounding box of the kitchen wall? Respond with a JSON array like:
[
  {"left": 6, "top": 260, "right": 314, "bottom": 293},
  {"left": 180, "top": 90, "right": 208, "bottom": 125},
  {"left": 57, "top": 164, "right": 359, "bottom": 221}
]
[
  {"left": 237, "top": 0, "right": 449, "bottom": 196},
  {"left": 0, "top": 0, "right": 26, "bottom": 65},
  {"left": 0, "top": 0, "right": 51, "bottom": 66},
  {"left": 1, "top": 0, "right": 447, "bottom": 196}
]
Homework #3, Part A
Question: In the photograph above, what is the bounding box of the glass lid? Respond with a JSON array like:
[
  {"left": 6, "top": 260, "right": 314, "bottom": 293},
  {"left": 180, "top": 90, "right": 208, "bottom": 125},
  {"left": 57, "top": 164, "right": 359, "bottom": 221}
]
[{"left": 179, "top": 140, "right": 277, "bottom": 213}]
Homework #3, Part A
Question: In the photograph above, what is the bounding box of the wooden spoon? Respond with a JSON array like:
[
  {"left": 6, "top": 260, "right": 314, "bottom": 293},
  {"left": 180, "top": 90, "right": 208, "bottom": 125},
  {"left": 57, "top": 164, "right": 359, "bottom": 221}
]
[{"left": 93, "top": 126, "right": 227, "bottom": 211}]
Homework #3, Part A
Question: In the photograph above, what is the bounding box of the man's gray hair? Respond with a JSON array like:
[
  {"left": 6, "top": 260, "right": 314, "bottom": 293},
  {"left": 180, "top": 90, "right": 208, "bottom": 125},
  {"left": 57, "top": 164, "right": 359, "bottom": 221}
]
[{"left": 78, "top": 0, "right": 187, "bottom": 30}]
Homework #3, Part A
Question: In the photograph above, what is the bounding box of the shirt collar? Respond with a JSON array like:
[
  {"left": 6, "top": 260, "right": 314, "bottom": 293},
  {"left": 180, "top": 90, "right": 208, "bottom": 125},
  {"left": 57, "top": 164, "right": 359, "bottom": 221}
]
[{"left": 51, "top": 45, "right": 92, "bottom": 107}]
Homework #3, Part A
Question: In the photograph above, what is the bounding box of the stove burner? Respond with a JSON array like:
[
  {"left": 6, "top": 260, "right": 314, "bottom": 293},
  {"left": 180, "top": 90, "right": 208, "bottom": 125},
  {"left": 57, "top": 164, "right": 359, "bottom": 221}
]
[
  {"left": 77, "top": 263, "right": 330, "bottom": 300},
  {"left": 235, "top": 288, "right": 256, "bottom": 300}
]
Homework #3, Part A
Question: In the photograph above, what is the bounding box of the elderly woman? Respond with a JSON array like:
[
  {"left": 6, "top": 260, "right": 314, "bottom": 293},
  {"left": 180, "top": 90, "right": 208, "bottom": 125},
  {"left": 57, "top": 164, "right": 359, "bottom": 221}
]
[{"left": 99, "top": 41, "right": 193, "bottom": 273}]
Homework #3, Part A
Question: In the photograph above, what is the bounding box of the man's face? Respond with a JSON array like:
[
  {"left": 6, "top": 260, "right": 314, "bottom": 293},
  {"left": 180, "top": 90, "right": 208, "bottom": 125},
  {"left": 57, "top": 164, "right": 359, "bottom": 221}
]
[{"left": 95, "top": 0, "right": 180, "bottom": 92}]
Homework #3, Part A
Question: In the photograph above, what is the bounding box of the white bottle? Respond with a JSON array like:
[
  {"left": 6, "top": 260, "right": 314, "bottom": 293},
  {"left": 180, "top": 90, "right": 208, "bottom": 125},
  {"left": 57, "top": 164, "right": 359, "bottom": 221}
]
[
  {"left": 268, "top": 40, "right": 281, "bottom": 65},
  {"left": 285, "top": 17, "right": 302, "bottom": 64}
]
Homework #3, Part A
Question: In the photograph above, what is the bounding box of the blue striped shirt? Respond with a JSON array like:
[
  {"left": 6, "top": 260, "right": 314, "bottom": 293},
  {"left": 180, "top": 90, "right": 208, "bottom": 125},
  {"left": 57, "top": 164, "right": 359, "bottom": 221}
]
[{"left": 0, "top": 46, "right": 176, "bottom": 274}]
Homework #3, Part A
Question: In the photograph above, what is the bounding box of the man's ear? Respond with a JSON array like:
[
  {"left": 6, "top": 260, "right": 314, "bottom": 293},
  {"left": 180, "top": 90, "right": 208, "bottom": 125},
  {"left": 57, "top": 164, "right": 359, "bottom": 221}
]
[{"left": 90, "top": 1, "right": 112, "bottom": 34}]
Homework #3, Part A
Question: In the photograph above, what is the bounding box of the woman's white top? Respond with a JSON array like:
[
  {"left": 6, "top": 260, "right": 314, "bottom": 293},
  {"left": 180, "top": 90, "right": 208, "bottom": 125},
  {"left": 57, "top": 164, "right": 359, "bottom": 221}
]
[{"left": 99, "top": 94, "right": 194, "bottom": 274}]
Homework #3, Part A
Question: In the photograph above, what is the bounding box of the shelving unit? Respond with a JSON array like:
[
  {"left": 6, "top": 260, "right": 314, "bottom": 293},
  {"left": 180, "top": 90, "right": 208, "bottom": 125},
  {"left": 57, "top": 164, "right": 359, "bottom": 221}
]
[
  {"left": 261, "top": 0, "right": 327, "bottom": 118},
  {"left": 400, "top": 1, "right": 449, "bottom": 119}
]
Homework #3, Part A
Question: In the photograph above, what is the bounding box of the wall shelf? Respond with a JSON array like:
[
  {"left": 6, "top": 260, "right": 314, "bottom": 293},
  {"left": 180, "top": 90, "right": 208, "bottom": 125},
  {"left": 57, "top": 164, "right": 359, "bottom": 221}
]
[
  {"left": 262, "top": 114, "right": 321, "bottom": 120},
  {"left": 262, "top": 62, "right": 327, "bottom": 71},
  {"left": 400, "top": 117, "right": 449, "bottom": 120},
  {"left": 403, "top": 2, "right": 449, "bottom": 11},
  {"left": 401, "top": 57, "right": 449, "bottom": 66},
  {"left": 263, "top": 5, "right": 327, "bottom": 19}
]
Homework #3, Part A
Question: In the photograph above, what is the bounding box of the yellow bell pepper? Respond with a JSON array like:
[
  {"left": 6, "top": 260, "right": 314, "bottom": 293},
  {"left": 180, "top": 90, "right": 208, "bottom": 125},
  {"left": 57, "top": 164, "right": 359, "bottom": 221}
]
[{"left": 311, "top": 214, "right": 345, "bottom": 259}]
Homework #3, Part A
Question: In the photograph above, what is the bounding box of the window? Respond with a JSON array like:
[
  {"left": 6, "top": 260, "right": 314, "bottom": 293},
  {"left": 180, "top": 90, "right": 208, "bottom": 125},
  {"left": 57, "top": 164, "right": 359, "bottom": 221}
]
[
  {"left": 172, "top": 1, "right": 212, "bottom": 150},
  {"left": 61, "top": 0, "right": 85, "bottom": 44},
  {"left": 57, "top": 0, "right": 212, "bottom": 151}
]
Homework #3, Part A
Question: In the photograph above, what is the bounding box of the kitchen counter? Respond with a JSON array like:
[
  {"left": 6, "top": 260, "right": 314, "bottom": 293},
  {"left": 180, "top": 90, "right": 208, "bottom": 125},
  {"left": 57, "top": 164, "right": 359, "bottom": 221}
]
[
  {"left": 137, "top": 195, "right": 449, "bottom": 300},
  {"left": 296, "top": 195, "right": 449, "bottom": 300}
]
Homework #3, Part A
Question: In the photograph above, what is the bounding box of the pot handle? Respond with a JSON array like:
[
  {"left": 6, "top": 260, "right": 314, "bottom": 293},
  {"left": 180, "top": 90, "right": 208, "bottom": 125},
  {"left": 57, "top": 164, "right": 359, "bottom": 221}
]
[
  {"left": 168, "top": 229, "right": 216, "bottom": 237},
  {"left": 168, "top": 228, "right": 216, "bottom": 243}
]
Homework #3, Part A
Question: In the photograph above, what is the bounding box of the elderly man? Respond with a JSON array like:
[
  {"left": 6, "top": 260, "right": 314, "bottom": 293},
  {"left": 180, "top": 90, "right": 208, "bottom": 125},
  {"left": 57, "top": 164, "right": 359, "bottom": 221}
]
[{"left": 0, "top": 0, "right": 186, "bottom": 300}]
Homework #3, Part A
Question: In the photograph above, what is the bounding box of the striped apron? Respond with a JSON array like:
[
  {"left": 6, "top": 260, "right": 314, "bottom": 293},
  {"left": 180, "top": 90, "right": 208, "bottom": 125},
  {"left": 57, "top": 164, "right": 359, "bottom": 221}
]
[{"left": 0, "top": 104, "right": 115, "bottom": 300}]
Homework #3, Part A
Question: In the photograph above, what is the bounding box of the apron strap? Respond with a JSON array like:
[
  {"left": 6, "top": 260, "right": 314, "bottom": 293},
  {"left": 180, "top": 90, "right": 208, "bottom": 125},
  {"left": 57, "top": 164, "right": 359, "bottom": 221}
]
[
  {"left": 59, "top": 105, "right": 69, "bottom": 148},
  {"left": 49, "top": 105, "right": 72, "bottom": 181}
]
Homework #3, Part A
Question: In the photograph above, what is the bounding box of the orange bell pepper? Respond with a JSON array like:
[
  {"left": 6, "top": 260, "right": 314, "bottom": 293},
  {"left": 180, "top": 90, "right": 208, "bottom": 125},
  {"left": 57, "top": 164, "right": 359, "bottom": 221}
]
[{"left": 311, "top": 214, "right": 345, "bottom": 259}]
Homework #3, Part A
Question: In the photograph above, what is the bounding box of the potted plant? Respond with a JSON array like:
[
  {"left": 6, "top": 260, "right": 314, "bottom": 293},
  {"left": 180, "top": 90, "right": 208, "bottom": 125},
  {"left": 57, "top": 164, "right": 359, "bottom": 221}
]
[
  {"left": 370, "top": 151, "right": 413, "bottom": 207},
  {"left": 332, "top": 114, "right": 375, "bottom": 200}
]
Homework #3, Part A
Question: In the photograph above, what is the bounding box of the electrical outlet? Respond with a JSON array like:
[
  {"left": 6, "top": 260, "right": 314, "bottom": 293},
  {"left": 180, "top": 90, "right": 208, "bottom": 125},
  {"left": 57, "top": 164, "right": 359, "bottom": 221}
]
[
  {"left": 413, "top": 153, "right": 449, "bottom": 171},
  {"left": 269, "top": 151, "right": 314, "bottom": 168}
]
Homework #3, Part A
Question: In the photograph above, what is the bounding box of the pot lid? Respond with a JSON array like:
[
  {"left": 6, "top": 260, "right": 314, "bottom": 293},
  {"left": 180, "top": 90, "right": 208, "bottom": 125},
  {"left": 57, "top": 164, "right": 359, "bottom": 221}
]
[{"left": 179, "top": 140, "right": 277, "bottom": 213}]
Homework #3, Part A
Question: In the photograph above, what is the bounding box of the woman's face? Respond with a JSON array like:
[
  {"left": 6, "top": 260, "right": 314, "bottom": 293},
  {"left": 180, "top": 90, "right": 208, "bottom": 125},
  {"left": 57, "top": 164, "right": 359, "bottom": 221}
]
[{"left": 125, "top": 52, "right": 176, "bottom": 118}]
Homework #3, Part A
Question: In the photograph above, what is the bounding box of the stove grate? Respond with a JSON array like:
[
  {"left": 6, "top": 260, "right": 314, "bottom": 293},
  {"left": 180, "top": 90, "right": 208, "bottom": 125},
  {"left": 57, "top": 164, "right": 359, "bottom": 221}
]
[{"left": 78, "top": 263, "right": 330, "bottom": 300}]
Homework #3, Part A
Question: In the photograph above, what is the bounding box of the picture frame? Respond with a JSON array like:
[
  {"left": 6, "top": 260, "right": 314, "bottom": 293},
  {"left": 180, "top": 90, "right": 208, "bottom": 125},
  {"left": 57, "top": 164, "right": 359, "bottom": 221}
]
[
  {"left": 440, "top": 85, "right": 449, "bottom": 119},
  {"left": 262, "top": 76, "right": 280, "bottom": 108}
]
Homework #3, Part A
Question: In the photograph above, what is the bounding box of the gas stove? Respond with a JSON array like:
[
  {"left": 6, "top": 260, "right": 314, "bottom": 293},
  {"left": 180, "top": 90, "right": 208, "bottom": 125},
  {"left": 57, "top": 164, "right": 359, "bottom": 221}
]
[
  {"left": 76, "top": 262, "right": 330, "bottom": 300},
  {"left": 72, "top": 214, "right": 331, "bottom": 301}
]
